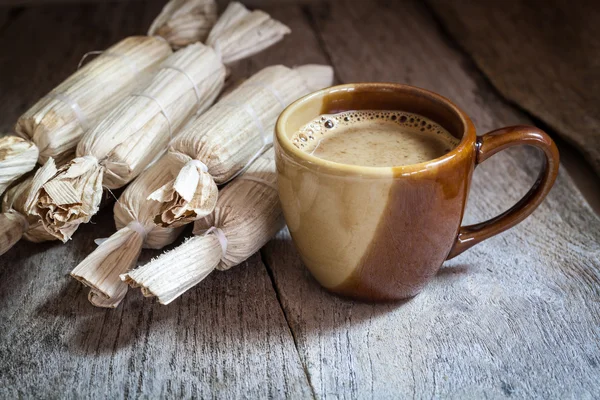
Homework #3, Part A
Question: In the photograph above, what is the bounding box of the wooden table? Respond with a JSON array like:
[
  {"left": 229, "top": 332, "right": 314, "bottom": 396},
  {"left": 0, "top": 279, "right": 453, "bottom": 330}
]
[{"left": 1, "top": 1, "right": 599, "bottom": 398}]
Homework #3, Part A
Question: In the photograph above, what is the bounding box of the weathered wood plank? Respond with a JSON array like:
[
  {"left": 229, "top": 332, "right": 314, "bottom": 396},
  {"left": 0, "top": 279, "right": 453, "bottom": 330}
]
[
  {"left": 0, "top": 209, "right": 312, "bottom": 398},
  {"left": 427, "top": 0, "right": 600, "bottom": 177},
  {"left": 263, "top": 0, "right": 600, "bottom": 398},
  {"left": 0, "top": 2, "right": 315, "bottom": 397}
]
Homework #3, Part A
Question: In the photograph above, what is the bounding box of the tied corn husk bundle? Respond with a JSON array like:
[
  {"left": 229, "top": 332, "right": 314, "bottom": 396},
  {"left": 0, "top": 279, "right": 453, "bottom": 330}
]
[
  {"left": 26, "top": 4, "right": 290, "bottom": 243},
  {"left": 148, "top": 0, "right": 217, "bottom": 49},
  {"left": 68, "top": 63, "right": 332, "bottom": 309},
  {"left": 0, "top": 160, "right": 61, "bottom": 256},
  {"left": 0, "top": 157, "right": 120, "bottom": 256},
  {"left": 14, "top": 0, "right": 221, "bottom": 164},
  {"left": 70, "top": 152, "right": 189, "bottom": 307},
  {"left": 0, "top": 136, "right": 38, "bottom": 196},
  {"left": 122, "top": 149, "right": 282, "bottom": 304},
  {"left": 150, "top": 64, "right": 334, "bottom": 228}
]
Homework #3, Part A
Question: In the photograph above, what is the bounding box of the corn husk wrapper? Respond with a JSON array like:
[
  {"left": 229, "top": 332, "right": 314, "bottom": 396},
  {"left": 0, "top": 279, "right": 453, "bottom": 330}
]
[
  {"left": 0, "top": 161, "right": 61, "bottom": 256},
  {"left": 150, "top": 64, "right": 334, "bottom": 228},
  {"left": 70, "top": 153, "right": 189, "bottom": 308},
  {"left": 25, "top": 3, "right": 290, "bottom": 243},
  {"left": 0, "top": 136, "right": 39, "bottom": 196},
  {"left": 0, "top": 156, "right": 121, "bottom": 256},
  {"left": 122, "top": 149, "right": 282, "bottom": 304},
  {"left": 15, "top": 36, "right": 172, "bottom": 164},
  {"left": 148, "top": 0, "right": 217, "bottom": 49},
  {"left": 13, "top": 0, "right": 223, "bottom": 164},
  {"left": 66, "top": 62, "right": 331, "bottom": 309}
]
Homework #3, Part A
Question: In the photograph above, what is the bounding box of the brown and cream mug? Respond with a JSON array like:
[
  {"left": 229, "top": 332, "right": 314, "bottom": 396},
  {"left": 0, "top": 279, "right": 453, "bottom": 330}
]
[{"left": 274, "top": 83, "right": 559, "bottom": 302}]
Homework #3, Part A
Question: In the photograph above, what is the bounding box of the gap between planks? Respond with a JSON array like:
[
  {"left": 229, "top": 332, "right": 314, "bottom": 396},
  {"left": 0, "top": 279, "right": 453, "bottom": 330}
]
[{"left": 260, "top": 248, "right": 318, "bottom": 400}]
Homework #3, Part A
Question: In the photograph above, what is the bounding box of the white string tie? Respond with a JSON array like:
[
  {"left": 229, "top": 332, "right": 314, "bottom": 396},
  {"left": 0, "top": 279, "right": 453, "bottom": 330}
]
[
  {"left": 45, "top": 92, "right": 90, "bottom": 132},
  {"left": 244, "top": 82, "right": 286, "bottom": 110},
  {"left": 237, "top": 175, "right": 277, "bottom": 191},
  {"left": 94, "top": 220, "right": 149, "bottom": 246},
  {"left": 132, "top": 93, "right": 173, "bottom": 140},
  {"left": 217, "top": 100, "right": 274, "bottom": 185},
  {"left": 204, "top": 226, "right": 228, "bottom": 259},
  {"left": 127, "top": 220, "right": 149, "bottom": 240},
  {"left": 161, "top": 65, "right": 202, "bottom": 107},
  {"left": 221, "top": 101, "right": 269, "bottom": 146},
  {"left": 189, "top": 159, "right": 208, "bottom": 173}
]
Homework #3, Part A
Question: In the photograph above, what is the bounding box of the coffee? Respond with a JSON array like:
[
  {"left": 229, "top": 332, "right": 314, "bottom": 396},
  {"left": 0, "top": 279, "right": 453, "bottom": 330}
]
[{"left": 292, "top": 110, "right": 459, "bottom": 167}]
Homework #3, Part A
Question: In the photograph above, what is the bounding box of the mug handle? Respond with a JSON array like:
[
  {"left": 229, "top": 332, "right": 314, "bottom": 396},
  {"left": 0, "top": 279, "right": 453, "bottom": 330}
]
[{"left": 447, "top": 125, "right": 560, "bottom": 259}]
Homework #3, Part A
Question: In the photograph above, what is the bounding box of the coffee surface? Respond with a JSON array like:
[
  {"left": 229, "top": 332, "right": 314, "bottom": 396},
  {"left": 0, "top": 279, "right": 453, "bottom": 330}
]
[{"left": 292, "top": 110, "right": 459, "bottom": 167}]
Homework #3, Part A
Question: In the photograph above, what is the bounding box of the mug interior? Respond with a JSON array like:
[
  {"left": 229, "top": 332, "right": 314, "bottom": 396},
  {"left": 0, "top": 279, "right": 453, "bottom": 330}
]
[{"left": 276, "top": 83, "right": 474, "bottom": 174}]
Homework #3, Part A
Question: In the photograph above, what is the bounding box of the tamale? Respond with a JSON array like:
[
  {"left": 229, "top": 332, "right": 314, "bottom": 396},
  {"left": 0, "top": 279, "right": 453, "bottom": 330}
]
[
  {"left": 0, "top": 157, "right": 118, "bottom": 256},
  {"left": 122, "top": 150, "right": 282, "bottom": 305},
  {"left": 68, "top": 64, "right": 332, "bottom": 308},
  {"left": 70, "top": 153, "right": 188, "bottom": 307},
  {"left": 0, "top": 136, "right": 38, "bottom": 196},
  {"left": 26, "top": 2, "right": 290, "bottom": 242},
  {"left": 14, "top": 0, "right": 221, "bottom": 164},
  {"left": 150, "top": 64, "right": 334, "bottom": 228},
  {"left": 0, "top": 161, "right": 60, "bottom": 256}
]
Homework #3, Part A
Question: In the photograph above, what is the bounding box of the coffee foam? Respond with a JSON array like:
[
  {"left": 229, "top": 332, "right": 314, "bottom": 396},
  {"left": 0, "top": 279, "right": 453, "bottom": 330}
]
[{"left": 292, "top": 110, "right": 459, "bottom": 152}]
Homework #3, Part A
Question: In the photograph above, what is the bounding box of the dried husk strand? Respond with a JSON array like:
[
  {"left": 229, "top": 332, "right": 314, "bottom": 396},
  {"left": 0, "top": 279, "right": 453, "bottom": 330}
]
[
  {"left": 0, "top": 136, "right": 38, "bottom": 196},
  {"left": 25, "top": 4, "right": 290, "bottom": 243},
  {"left": 122, "top": 149, "right": 282, "bottom": 304},
  {"left": 0, "top": 161, "right": 59, "bottom": 256},
  {"left": 148, "top": 0, "right": 217, "bottom": 49},
  {"left": 149, "top": 64, "right": 334, "bottom": 228},
  {"left": 14, "top": 0, "right": 222, "bottom": 165},
  {"left": 70, "top": 152, "right": 188, "bottom": 308}
]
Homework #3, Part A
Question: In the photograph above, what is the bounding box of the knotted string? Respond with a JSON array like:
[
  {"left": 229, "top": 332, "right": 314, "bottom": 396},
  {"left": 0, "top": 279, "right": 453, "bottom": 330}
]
[
  {"left": 127, "top": 220, "right": 150, "bottom": 241},
  {"left": 204, "top": 226, "right": 228, "bottom": 259}
]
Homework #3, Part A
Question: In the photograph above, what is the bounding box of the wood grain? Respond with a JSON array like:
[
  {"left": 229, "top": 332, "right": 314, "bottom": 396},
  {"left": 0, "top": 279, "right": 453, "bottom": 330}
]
[
  {"left": 427, "top": 0, "right": 600, "bottom": 177},
  {"left": 0, "top": 2, "right": 314, "bottom": 397},
  {"left": 1, "top": 0, "right": 599, "bottom": 398},
  {"left": 0, "top": 209, "right": 312, "bottom": 398},
  {"left": 262, "top": 0, "right": 600, "bottom": 398}
]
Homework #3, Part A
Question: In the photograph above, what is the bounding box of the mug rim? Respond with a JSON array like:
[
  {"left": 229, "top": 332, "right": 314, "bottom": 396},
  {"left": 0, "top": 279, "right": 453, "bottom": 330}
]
[{"left": 275, "top": 83, "right": 477, "bottom": 177}]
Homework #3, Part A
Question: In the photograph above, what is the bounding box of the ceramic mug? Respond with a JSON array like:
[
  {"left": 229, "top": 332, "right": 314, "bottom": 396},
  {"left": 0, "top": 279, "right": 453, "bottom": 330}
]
[{"left": 274, "top": 83, "right": 560, "bottom": 302}]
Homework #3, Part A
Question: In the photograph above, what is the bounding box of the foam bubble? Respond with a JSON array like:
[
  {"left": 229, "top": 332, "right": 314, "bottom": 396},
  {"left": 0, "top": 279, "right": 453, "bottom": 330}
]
[{"left": 291, "top": 110, "right": 459, "bottom": 151}]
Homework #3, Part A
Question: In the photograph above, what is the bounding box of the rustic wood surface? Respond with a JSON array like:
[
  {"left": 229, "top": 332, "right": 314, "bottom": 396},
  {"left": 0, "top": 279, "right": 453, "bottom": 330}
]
[
  {"left": 0, "top": 0, "right": 599, "bottom": 398},
  {"left": 428, "top": 0, "right": 600, "bottom": 177},
  {"left": 0, "top": 2, "right": 313, "bottom": 398},
  {"left": 261, "top": 0, "right": 600, "bottom": 398}
]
